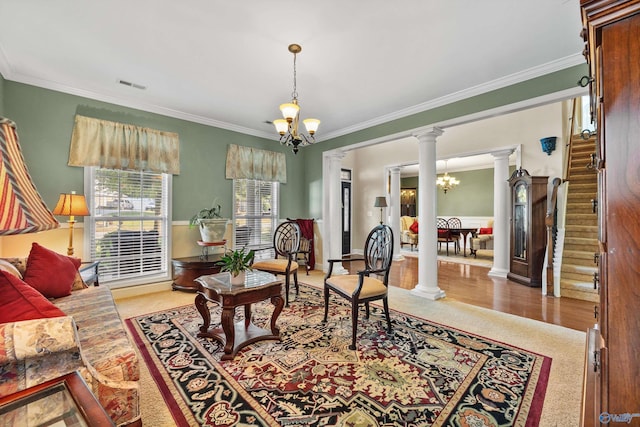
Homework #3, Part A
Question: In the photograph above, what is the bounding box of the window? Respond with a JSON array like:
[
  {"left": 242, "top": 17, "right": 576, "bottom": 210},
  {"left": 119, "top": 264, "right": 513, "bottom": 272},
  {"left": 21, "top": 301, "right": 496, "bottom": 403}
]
[
  {"left": 85, "top": 167, "right": 171, "bottom": 287},
  {"left": 233, "top": 179, "right": 279, "bottom": 256}
]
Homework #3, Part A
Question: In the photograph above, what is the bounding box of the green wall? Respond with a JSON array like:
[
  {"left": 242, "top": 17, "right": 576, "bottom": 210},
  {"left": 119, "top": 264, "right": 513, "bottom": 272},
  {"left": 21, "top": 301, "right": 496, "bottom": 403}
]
[
  {"left": 301, "top": 64, "right": 587, "bottom": 219},
  {"left": 403, "top": 167, "right": 518, "bottom": 217},
  {"left": 437, "top": 168, "right": 494, "bottom": 216},
  {"left": 2, "top": 81, "right": 309, "bottom": 221}
]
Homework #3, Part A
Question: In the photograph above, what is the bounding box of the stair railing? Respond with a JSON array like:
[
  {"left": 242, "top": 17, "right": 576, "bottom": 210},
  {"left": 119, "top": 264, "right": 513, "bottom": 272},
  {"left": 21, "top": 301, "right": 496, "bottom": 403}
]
[
  {"left": 545, "top": 177, "right": 562, "bottom": 296},
  {"left": 563, "top": 98, "right": 578, "bottom": 182}
]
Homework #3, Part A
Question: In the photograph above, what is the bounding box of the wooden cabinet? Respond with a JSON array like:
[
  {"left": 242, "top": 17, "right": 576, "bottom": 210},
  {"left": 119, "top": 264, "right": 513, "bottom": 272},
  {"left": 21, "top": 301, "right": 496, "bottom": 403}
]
[
  {"left": 507, "top": 168, "right": 547, "bottom": 287},
  {"left": 580, "top": 1, "right": 640, "bottom": 423},
  {"left": 171, "top": 256, "right": 222, "bottom": 292},
  {"left": 400, "top": 188, "right": 416, "bottom": 217}
]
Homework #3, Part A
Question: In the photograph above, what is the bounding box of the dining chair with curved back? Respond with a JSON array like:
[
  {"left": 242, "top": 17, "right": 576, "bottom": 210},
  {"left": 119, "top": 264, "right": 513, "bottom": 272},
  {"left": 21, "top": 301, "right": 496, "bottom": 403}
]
[
  {"left": 251, "top": 220, "right": 301, "bottom": 306},
  {"left": 323, "top": 224, "right": 394, "bottom": 350},
  {"left": 437, "top": 217, "right": 457, "bottom": 255},
  {"left": 447, "top": 217, "right": 463, "bottom": 253}
]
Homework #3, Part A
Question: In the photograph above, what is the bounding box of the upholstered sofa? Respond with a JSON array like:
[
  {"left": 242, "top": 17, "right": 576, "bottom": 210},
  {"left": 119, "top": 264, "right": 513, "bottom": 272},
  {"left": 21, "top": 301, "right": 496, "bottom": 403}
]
[
  {"left": 0, "top": 248, "right": 140, "bottom": 426},
  {"left": 400, "top": 216, "right": 419, "bottom": 250},
  {"left": 470, "top": 219, "right": 494, "bottom": 257}
]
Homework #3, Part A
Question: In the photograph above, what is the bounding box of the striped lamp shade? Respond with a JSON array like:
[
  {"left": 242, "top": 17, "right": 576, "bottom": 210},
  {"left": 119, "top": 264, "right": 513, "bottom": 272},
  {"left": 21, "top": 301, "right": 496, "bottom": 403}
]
[{"left": 0, "top": 118, "right": 59, "bottom": 235}]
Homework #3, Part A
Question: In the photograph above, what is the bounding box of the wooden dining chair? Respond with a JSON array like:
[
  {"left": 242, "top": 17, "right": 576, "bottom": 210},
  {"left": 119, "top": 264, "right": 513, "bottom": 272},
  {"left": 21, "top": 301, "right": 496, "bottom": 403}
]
[
  {"left": 323, "top": 225, "right": 394, "bottom": 350},
  {"left": 437, "top": 217, "right": 457, "bottom": 255},
  {"left": 251, "top": 221, "right": 301, "bottom": 306},
  {"left": 447, "top": 217, "right": 463, "bottom": 253}
]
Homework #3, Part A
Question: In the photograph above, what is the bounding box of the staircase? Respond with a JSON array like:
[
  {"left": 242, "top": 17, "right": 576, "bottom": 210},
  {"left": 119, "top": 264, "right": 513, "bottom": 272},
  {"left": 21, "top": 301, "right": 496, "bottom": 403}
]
[{"left": 560, "top": 135, "right": 599, "bottom": 302}]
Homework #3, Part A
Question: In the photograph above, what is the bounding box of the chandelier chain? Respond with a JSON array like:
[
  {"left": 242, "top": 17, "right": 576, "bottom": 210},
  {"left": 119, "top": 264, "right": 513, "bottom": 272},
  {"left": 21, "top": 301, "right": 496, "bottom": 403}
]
[{"left": 291, "top": 52, "right": 298, "bottom": 100}]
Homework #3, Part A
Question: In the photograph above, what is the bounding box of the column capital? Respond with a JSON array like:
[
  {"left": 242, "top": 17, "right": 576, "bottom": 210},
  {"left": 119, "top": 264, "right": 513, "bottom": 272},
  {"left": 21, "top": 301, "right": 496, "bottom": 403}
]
[
  {"left": 413, "top": 127, "right": 444, "bottom": 143},
  {"left": 491, "top": 149, "right": 514, "bottom": 160},
  {"left": 390, "top": 166, "right": 402, "bottom": 174}
]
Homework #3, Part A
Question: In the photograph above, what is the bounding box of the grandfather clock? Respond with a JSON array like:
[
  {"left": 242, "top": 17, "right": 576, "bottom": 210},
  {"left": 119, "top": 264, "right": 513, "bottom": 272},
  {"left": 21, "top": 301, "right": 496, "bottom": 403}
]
[{"left": 507, "top": 168, "right": 547, "bottom": 287}]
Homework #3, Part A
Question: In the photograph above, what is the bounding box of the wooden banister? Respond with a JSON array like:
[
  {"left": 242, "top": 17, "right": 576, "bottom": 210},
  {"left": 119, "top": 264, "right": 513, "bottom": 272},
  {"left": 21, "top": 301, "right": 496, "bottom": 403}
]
[{"left": 545, "top": 177, "right": 562, "bottom": 296}]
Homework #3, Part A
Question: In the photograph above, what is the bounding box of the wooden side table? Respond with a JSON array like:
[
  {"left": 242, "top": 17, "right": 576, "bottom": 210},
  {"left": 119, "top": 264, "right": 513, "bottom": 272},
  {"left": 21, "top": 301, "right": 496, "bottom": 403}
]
[
  {"left": 195, "top": 271, "right": 284, "bottom": 360},
  {"left": 0, "top": 371, "right": 114, "bottom": 426},
  {"left": 171, "top": 255, "right": 222, "bottom": 292}
]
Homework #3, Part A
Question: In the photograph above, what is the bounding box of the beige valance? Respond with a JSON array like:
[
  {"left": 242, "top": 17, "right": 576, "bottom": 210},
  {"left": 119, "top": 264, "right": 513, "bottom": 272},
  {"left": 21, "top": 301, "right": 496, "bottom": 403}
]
[
  {"left": 225, "top": 144, "right": 287, "bottom": 183},
  {"left": 68, "top": 115, "right": 180, "bottom": 174}
]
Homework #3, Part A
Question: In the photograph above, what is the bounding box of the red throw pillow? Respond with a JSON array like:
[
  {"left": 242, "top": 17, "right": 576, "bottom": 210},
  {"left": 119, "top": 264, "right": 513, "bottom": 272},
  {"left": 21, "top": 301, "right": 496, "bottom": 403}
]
[
  {"left": 23, "top": 243, "right": 82, "bottom": 298},
  {"left": 479, "top": 227, "right": 493, "bottom": 235},
  {"left": 0, "top": 271, "right": 66, "bottom": 323},
  {"left": 409, "top": 221, "right": 419, "bottom": 234}
]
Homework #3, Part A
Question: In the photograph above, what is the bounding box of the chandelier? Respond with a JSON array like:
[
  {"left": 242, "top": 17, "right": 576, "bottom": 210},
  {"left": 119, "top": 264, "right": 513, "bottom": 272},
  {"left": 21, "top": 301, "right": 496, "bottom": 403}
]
[
  {"left": 436, "top": 160, "right": 460, "bottom": 194},
  {"left": 273, "top": 44, "right": 320, "bottom": 154}
]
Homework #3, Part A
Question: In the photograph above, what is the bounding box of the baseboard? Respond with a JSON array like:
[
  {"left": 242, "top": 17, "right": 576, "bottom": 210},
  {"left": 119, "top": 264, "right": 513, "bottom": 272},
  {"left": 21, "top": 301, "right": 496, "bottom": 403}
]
[{"left": 111, "top": 281, "right": 173, "bottom": 300}]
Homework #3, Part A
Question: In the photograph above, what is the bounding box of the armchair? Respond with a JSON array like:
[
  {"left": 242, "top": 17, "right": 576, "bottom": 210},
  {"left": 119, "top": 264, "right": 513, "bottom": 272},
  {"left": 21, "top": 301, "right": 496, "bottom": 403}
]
[
  {"left": 323, "top": 225, "right": 394, "bottom": 350},
  {"left": 400, "top": 216, "right": 418, "bottom": 250},
  {"left": 251, "top": 221, "right": 301, "bottom": 306},
  {"left": 470, "top": 219, "right": 494, "bottom": 257}
]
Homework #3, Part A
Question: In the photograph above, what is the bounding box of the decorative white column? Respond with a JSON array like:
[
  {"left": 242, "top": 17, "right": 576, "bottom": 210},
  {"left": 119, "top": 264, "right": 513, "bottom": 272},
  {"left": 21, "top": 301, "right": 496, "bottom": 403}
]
[
  {"left": 390, "top": 166, "right": 404, "bottom": 261},
  {"left": 489, "top": 149, "right": 513, "bottom": 277},
  {"left": 411, "top": 127, "right": 445, "bottom": 300},
  {"left": 327, "top": 151, "right": 348, "bottom": 275}
]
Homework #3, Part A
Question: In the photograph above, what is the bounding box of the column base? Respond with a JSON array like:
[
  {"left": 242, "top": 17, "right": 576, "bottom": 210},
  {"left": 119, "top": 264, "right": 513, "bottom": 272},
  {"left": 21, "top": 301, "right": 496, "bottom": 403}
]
[
  {"left": 331, "top": 263, "right": 349, "bottom": 275},
  {"left": 393, "top": 254, "right": 405, "bottom": 262},
  {"left": 488, "top": 267, "right": 509, "bottom": 278},
  {"left": 411, "top": 285, "right": 446, "bottom": 300}
]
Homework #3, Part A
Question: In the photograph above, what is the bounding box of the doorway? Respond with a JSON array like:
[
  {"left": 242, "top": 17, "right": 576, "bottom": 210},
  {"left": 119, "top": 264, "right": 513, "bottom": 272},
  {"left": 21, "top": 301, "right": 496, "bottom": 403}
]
[{"left": 341, "top": 168, "right": 352, "bottom": 254}]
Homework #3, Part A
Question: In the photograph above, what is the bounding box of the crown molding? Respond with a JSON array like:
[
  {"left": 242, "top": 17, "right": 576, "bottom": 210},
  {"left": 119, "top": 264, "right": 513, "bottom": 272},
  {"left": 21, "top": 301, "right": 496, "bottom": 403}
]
[{"left": 320, "top": 53, "right": 586, "bottom": 141}]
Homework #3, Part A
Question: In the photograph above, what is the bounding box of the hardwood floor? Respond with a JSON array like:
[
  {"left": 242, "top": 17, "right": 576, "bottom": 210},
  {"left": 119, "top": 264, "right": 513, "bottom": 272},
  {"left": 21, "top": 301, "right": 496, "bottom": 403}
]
[{"left": 377, "top": 257, "right": 594, "bottom": 332}]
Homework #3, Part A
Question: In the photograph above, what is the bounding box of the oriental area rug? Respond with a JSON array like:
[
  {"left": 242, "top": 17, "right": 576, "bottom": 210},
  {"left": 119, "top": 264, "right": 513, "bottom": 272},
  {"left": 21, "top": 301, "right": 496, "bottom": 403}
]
[{"left": 126, "top": 284, "right": 551, "bottom": 426}]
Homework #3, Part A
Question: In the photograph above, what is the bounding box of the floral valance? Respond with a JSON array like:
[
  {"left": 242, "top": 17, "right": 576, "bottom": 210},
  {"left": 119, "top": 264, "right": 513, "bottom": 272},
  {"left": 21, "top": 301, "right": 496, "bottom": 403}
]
[
  {"left": 68, "top": 115, "right": 180, "bottom": 174},
  {"left": 225, "top": 144, "right": 287, "bottom": 183}
]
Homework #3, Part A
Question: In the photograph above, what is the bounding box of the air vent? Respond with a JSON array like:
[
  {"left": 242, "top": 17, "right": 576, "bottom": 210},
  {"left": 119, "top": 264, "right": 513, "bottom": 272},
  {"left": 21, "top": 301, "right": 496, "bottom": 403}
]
[{"left": 118, "top": 79, "right": 146, "bottom": 90}]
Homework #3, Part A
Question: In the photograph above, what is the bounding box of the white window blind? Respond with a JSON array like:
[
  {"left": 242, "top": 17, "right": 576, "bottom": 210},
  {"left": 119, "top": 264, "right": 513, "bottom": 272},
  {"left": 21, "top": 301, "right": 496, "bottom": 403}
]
[
  {"left": 85, "top": 167, "right": 171, "bottom": 286},
  {"left": 233, "top": 179, "right": 279, "bottom": 257}
]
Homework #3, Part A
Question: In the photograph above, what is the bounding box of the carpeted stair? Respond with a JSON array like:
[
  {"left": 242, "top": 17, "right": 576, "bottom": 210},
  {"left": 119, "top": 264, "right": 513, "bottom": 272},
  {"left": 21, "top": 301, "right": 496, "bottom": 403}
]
[{"left": 560, "top": 135, "right": 599, "bottom": 302}]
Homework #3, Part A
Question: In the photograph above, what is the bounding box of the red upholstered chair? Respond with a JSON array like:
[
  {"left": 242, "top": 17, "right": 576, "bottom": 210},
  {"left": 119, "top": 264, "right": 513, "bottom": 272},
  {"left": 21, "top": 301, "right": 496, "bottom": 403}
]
[
  {"left": 323, "top": 225, "right": 394, "bottom": 350},
  {"left": 252, "top": 221, "right": 301, "bottom": 306}
]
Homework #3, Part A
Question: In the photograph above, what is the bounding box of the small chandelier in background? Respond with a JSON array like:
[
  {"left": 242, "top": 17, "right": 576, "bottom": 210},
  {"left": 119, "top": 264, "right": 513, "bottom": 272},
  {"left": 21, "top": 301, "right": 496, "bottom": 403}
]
[
  {"left": 436, "top": 160, "right": 460, "bottom": 194},
  {"left": 273, "top": 44, "right": 320, "bottom": 154}
]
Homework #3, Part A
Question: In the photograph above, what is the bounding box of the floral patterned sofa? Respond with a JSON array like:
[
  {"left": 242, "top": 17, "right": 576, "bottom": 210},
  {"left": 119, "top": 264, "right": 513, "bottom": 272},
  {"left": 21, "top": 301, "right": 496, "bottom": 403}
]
[{"left": 0, "top": 249, "right": 140, "bottom": 426}]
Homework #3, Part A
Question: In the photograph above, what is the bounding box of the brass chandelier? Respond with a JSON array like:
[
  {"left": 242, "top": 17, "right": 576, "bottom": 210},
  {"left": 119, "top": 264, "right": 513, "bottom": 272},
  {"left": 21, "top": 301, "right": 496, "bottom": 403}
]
[
  {"left": 436, "top": 160, "right": 460, "bottom": 194},
  {"left": 273, "top": 44, "right": 320, "bottom": 154}
]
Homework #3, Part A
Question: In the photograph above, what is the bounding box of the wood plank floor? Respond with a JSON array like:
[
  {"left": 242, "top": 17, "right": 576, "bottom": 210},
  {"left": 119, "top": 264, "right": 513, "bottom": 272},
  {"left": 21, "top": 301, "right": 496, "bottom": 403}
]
[{"left": 355, "top": 256, "right": 595, "bottom": 332}]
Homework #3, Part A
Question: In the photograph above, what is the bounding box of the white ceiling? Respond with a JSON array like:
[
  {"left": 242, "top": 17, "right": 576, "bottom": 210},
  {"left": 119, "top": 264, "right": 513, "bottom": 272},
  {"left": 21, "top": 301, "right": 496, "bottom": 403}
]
[{"left": 0, "top": 1, "right": 584, "bottom": 141}]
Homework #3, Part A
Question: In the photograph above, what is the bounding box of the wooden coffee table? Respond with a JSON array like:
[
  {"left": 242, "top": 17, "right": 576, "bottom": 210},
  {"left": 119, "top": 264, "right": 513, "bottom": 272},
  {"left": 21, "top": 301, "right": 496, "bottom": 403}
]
[{"left": 195, "top": 271, "right": 284, "bottom": 360}]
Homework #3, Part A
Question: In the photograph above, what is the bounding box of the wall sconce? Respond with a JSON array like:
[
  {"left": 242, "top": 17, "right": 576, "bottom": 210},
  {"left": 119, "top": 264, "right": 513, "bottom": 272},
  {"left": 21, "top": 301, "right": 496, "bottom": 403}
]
[
  {"left": 52, "top": 191, "right": 90, "bottom": 256},
  {"left": 373, "top": 196, "right": 388, "bottom": 225},
  {"left": 540, "top": 136, "right": 557, "bottom": 155}
]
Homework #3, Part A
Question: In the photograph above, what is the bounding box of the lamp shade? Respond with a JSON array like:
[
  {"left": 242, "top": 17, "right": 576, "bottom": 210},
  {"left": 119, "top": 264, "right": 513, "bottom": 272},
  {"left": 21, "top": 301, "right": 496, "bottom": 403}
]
[
  {"left": 303, "top": 118, "right": 320, "bottom": 135},
  {"left": 280, "top": 103, "right": 300, "bottom": 121},
  {"left": 0, "top": 118, "right": 59, "bottom": 235},
  {"left": 373, "top": 196, "right": 388, "bottom": 208},
  {"left": 52, "top": 193, "right": 89, "bottom": 217}
]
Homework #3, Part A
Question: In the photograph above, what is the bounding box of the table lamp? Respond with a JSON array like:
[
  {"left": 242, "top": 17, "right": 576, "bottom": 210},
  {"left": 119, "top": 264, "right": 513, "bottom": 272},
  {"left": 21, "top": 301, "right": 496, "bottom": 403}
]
[
  {"left": 52, "top": 191, "right": 90, "bottom": 256},
  {"left": 373, "top": 196, "right": 388, "bottom": 225}
]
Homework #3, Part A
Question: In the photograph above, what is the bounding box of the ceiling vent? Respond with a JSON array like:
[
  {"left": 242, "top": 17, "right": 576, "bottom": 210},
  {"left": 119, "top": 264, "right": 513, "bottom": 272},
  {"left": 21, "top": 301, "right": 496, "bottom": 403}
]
[{"left": 118, "top": 79, "right": 146, "bottom": 90}]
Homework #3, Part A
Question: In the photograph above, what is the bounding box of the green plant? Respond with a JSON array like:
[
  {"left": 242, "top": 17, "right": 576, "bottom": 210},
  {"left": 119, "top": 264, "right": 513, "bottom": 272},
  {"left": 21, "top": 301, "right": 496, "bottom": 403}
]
[
  {"left": 189, "top": 199, "right": 222, "bottom": 228},
  {"left": 217, "top": 246, "right": 255, "bottom": 276}
]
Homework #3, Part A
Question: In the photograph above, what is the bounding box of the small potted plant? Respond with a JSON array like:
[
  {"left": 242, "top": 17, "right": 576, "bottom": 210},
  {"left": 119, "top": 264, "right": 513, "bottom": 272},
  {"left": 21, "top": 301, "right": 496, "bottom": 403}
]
[
  {"left": 217, "top": 246, "right": 255, "bottom": 285},
  {"left": 190, "top": 199, "right": 228, "bottom": 243}
]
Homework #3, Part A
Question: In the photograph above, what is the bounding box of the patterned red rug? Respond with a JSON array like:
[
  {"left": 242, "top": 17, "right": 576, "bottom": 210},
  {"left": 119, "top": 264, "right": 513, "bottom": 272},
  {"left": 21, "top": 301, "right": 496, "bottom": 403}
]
[{"left": 126, "top": 284, "right": 551, "bottom": 426}]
